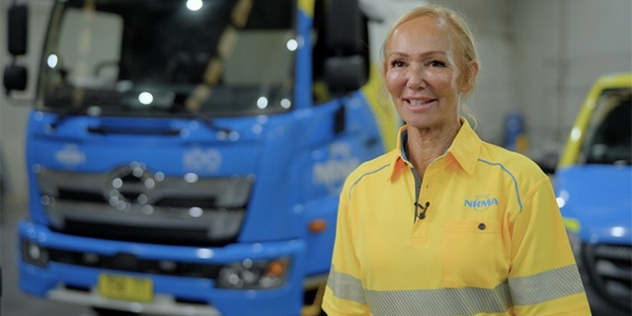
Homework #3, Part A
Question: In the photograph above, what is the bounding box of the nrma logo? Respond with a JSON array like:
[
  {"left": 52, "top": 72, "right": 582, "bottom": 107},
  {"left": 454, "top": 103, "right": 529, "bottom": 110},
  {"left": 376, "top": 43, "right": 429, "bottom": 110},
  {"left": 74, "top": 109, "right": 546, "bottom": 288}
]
[{"left": 464, "top": 194, "right": 498, "bottom": 211}]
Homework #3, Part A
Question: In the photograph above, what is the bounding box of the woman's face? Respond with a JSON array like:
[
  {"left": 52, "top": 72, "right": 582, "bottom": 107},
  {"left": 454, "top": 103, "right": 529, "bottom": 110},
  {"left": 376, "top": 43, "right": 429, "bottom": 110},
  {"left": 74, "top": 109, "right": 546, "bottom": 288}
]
[{"left": 384, "top": 16, "right": 462, "bottom": 130}]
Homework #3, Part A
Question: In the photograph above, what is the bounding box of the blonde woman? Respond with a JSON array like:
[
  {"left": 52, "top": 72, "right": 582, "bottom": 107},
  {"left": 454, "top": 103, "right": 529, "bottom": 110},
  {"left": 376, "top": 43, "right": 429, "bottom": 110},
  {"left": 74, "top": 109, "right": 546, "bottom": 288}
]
[{"left": 322, "top": 4, "right": 591, "bottom": 316}]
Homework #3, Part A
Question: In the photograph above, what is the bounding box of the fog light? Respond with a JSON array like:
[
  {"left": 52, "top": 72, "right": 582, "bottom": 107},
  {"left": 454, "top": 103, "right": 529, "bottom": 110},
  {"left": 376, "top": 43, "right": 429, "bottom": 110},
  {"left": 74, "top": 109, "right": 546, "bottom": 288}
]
[
  {"left": 217, "top": 257, "right": 290, "bottom": 290},
  {"left": 21, "top": 239, "right": 49, "bottom": 268}
]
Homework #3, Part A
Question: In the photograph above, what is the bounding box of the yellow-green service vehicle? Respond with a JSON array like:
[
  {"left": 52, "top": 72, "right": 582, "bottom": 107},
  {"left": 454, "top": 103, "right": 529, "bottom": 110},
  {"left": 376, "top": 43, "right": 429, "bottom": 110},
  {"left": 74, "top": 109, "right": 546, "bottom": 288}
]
[{"left": 555, "top": 73, "right": 631, "bottom": 311}]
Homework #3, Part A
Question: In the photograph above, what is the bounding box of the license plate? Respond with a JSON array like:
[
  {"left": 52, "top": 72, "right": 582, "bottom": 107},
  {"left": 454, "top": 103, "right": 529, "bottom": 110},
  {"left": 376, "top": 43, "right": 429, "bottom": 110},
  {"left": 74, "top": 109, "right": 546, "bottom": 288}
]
[{"left": 98, "top": 273, "right": 153, "bottom": 302}]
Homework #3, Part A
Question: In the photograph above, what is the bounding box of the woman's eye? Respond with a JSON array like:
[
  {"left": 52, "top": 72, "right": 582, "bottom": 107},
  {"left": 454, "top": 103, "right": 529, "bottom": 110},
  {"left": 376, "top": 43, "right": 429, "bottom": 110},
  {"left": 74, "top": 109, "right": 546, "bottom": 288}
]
[
  {"left": 390, "top": 60, "right": 405, "bottom": 68},
  {"left": 428, "top": 60, "right": 446, "bottom": 67}
]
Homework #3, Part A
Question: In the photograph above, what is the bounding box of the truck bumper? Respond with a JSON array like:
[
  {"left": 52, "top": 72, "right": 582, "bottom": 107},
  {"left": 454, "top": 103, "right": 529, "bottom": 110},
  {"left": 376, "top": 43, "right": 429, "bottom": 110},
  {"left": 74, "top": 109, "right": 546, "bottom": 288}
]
[{"left": 18, "top": 220, "right": 310, "bottom": 316}]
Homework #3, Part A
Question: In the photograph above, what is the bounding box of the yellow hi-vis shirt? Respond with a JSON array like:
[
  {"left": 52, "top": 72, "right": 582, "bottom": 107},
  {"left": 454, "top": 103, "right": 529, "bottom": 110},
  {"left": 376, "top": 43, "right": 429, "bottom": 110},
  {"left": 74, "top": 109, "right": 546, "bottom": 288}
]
[{"left": 323, "top": 119, "right": 591, "bottom": 316}]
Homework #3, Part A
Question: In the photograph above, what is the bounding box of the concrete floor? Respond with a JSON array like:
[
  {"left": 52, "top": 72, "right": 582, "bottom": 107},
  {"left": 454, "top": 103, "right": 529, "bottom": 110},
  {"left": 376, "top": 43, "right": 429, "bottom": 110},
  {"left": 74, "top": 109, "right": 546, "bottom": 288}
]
[{"left": 1, "top": 196, "right": 629, "bottom": 316}]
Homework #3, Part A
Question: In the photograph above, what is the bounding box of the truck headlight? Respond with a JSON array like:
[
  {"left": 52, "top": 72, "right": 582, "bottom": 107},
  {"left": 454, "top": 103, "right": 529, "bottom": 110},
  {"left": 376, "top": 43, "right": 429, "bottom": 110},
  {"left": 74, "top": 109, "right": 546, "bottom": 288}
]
[
  {"left": 21, "top": 239, "right": 49, "bottom": 268},
  {"left": 216, "top": 257, "right": 290, "bottom": 290}
]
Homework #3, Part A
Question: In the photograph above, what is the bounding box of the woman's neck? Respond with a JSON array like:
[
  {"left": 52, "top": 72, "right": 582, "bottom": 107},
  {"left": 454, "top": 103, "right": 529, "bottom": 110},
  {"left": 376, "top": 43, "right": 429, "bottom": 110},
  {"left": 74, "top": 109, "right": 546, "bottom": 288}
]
[{"left": 405, "top": 119, "right": 461, "bottom": 178}]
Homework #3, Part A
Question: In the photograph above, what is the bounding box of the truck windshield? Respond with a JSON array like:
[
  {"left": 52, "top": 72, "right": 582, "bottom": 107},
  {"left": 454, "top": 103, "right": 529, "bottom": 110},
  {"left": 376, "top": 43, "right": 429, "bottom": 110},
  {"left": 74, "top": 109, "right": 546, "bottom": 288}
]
[
  {"left": 37, "top": 0, "right": 295, "bottom": 117},
  {"left": 582, "top": 88, "right": 632, "bottom": 165}
]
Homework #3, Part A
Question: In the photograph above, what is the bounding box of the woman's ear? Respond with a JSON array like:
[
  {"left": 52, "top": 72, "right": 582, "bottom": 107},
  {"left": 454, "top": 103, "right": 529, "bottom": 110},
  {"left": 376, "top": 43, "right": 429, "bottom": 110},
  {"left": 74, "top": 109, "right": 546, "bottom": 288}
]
[{"left": 460, "top": 61, "right": 479, "bottom": 92}]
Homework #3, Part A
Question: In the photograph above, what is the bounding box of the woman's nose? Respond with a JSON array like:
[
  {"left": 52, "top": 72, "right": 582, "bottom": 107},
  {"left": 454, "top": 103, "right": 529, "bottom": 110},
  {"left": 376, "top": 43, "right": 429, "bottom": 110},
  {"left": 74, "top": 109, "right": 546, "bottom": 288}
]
[{"left": 406, "top": 67, "right": 426, "bottom": 90}]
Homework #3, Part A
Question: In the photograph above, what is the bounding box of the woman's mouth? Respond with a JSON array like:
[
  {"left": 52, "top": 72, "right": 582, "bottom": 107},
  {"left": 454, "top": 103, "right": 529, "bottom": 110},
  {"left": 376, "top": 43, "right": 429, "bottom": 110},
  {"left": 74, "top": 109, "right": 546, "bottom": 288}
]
[{"left": 405, "top": 98, "right": 437, "bottom": 110}]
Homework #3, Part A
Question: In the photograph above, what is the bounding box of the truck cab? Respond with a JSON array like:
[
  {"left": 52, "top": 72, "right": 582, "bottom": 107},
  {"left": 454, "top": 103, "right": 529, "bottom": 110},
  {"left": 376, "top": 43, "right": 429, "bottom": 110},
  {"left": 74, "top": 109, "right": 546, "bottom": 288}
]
[{"left": 3, "top": 1, "right": 397, "bottom": 315}]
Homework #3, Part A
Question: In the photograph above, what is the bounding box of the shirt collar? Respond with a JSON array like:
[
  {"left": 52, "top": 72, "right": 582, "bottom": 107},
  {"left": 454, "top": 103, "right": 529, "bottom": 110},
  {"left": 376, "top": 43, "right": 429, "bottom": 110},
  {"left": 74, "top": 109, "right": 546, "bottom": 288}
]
[
  {"left": 389, "top": 118, "right": 482, "bottom": 181},
  {"left": 449, "top": 118, "right": 482, "bottom": 175}
]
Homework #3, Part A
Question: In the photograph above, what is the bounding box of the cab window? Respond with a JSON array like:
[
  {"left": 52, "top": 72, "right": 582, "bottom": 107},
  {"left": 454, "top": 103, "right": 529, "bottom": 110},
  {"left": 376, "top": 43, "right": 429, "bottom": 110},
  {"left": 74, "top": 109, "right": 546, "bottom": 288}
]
[{"left": 581, "top": 88, "right": 632, "bottom": 165}]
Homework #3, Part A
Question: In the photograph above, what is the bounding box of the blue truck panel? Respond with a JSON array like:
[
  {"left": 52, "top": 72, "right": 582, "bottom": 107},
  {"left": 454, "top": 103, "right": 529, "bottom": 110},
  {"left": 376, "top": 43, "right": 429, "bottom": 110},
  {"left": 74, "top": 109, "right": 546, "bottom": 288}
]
[{"left": 556, "top": 165, "right": 632, "bottom": 246}]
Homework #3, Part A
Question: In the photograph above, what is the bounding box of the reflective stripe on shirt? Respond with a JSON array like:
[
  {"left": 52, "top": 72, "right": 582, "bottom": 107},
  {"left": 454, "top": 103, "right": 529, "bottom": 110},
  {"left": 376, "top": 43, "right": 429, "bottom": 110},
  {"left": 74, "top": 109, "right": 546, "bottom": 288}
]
[
  {"left": 509, "top": 264, "right": 585, "bottom": 306},
  {"left": 328, "top": 264, "right": 584, "bottom": 316},
  {"left": 365, "top": 284, "right": 512, "bottom": 316},
  {"left": 327, "top": 265, "right": 367, "bottom": 305}
]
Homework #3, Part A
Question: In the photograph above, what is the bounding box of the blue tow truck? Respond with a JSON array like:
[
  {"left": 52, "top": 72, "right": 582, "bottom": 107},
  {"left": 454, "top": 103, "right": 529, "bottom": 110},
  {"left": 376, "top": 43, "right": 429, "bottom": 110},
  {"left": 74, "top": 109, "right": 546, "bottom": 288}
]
[{"left": 3, "top": 1, "right": 397, "bottom": 315}]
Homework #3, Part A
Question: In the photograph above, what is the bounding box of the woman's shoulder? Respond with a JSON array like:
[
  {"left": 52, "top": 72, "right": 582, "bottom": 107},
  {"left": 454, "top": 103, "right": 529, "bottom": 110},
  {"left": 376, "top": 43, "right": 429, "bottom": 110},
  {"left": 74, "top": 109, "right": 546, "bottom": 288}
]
[
  {"left": 346, "top": 149, "right": 397, "bottom": 183},
  {"left": 478, "top": 141, "right": 548, "bottom": 184}
]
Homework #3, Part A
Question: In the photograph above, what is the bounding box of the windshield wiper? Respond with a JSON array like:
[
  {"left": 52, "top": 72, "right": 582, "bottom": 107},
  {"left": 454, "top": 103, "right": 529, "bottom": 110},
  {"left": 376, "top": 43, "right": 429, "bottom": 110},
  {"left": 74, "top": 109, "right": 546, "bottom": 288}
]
[
  {"left": 169, "top": 101, "right": 233, "bottom": 135},
  {"left": 49, "top": 94, "right": 234, "bottom": 136},
  {"left": 48, "top": 85, "right": 124, "bottom": 130},
  {"left": 49, "top": 102, "right": 91, "bottom": 131},
  {"left": 184, "top": 111, "right": 233, "bottom": 135},
  {"left": 51, "top": 106, "right": 234, "bottom": 136}
]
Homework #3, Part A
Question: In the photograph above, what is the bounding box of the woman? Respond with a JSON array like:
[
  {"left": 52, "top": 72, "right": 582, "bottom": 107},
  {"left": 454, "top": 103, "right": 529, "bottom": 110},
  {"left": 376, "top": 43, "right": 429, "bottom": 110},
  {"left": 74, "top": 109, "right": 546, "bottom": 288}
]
[{"left": 322, "top": 4, "right": 591, "bottom": 316}]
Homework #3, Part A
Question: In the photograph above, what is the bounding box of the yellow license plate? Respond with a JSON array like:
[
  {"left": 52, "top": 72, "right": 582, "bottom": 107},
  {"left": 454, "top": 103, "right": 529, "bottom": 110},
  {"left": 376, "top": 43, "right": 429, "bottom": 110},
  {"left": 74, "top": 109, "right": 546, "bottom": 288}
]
[{"left": 98, "top": 273, "right": 153, "bottom": 302}]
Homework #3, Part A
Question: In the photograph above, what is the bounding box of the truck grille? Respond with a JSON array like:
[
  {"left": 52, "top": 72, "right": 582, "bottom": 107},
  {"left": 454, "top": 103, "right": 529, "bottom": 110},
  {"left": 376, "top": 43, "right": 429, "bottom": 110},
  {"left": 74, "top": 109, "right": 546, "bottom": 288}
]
[
  {"left": 48, "top": 247, "right": 222, "bottom": 279},
  {"left": 36, "top": 164, "right": 254, "bottom": 247},
  {"left": 582, "top": 243, "right": 632, "bottom": 310},
  {"left": 56, "top": 220, "right": 232, "bottom": 247}
]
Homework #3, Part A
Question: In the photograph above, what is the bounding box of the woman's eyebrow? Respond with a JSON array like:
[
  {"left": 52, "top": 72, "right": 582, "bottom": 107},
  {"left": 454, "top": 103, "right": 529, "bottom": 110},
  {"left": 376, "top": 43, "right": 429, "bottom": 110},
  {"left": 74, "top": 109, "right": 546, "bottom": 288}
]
[
  {"left": 388, "top": 51, "right": 408, "bottom": 58},
  {"left": 388, "top": 51, "right": 447, "bottom": 58}
]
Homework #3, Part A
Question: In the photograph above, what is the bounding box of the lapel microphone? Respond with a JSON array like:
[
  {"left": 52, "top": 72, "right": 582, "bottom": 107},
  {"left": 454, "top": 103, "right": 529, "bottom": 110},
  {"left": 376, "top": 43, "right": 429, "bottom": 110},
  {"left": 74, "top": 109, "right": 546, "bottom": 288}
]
[{"left": 414, "top": 201, "right": 431, "bottom": 221}]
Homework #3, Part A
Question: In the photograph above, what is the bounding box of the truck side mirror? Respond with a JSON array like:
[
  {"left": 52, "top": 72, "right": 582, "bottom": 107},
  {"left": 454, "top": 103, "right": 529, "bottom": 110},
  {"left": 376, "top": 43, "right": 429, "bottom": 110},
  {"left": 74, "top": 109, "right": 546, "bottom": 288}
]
[
  {"left": 4, "top": 3, "right": 29, "bottom": 95},
  {"left": 324, "top": 0, "right": 367, "bottom": 94},
  {"left": 4, "top": 64, "right": 28, "bottom": 92},
  {"left": 324, "top": 55, "right": 366, "bottom": 95},
  {"left": 8, "top": 4, "right": 28, "bottom": 56},
  {"left": 326, "top": 0, "right": 362, "bottom": 56}
]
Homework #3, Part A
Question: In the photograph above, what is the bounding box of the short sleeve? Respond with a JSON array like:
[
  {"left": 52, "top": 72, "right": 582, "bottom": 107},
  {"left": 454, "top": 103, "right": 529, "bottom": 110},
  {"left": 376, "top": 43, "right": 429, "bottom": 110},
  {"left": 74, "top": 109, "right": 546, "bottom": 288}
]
[
  {"left": 508, "top": 176, "right": 591, "bottom": 316},
  {"left": 322, "top": 180, "right": 371, "bottom": 316}
]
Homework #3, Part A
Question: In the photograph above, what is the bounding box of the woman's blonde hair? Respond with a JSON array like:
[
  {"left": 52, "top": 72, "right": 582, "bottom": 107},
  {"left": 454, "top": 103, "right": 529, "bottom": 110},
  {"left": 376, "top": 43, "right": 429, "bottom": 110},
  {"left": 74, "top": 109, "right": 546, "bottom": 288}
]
[{"left": 381, "top": 4, "right": 480, "bottom": 104}]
